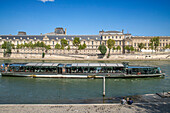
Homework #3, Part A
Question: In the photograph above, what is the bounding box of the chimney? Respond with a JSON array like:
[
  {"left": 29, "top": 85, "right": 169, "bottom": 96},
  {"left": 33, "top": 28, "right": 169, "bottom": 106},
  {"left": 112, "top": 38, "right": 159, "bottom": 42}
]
[
  {"left": 65, "top": 28, "right": 67, "bottom": 35},
  {"left": 122, "top": 29, "right": 124, "bottom": 34}
]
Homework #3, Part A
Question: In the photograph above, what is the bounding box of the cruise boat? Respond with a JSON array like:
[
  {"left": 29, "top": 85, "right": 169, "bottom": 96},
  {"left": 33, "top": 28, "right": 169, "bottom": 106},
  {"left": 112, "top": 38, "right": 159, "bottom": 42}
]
[{"left": 0, "top": 62, "right": 165, "bottom": 78}]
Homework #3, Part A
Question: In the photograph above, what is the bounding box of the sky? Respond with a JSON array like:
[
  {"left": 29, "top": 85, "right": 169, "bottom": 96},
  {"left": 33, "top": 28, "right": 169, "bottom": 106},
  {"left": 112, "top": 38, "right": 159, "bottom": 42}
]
[{"left": 0, "top": 0, "right": 170, "bottom": 36}]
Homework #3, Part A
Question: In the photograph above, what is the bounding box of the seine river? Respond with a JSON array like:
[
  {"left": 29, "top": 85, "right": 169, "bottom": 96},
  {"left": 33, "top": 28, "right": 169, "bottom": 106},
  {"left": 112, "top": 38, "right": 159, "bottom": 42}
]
[{"left": 0, "top": 60, "right": 169, "bottom": 104}]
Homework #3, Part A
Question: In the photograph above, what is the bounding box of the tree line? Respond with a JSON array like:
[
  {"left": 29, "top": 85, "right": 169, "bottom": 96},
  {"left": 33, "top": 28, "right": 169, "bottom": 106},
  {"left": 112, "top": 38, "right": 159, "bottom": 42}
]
[
  {"left": 1, "top": 37, "right": 170, "bottom": 58},
  {"left": 98, "top": 37, "right": 170, "bottom": 58}
]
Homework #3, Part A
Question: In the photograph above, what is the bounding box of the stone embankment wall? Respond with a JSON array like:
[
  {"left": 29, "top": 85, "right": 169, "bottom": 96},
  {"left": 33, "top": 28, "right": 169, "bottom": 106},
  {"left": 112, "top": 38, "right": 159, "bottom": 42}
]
[{"left": 0, "top": 52, "right": 170, "bottom": 60}]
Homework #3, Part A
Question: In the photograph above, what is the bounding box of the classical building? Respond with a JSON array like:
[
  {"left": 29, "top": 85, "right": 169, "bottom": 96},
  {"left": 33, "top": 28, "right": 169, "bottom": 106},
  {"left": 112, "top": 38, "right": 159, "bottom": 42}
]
[{"left": 0, "top": 27, "right": 170, "bottom": 55}]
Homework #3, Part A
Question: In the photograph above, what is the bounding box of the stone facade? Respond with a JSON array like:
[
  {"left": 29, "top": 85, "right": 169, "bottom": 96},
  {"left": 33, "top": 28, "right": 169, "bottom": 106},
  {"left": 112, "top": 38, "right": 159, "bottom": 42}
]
[{"left": 0, "top": 27, "right": 170, "bottom": 55}]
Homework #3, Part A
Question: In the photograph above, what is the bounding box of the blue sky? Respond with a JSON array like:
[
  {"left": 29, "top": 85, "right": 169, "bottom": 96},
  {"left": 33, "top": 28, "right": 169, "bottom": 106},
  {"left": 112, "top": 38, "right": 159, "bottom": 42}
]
[{"left": 0, "top": 0, "right": 170, "bottom": 36}]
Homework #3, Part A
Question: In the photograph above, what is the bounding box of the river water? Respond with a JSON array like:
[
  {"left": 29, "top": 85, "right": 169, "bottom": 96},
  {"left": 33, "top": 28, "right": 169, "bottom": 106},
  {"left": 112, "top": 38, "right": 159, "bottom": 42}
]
[{"left": 0, "top": 60, "right": 169, "bottom": 104}]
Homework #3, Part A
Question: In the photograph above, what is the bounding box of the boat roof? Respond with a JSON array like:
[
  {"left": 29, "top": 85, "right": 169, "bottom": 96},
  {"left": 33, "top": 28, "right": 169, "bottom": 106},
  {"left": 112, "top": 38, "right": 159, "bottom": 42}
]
[
  {"left": 128, "top": 66, "right": 158, "bottom": 68},
  {"left": 9, "top": 63, "right": 124, "bottom": 67}
]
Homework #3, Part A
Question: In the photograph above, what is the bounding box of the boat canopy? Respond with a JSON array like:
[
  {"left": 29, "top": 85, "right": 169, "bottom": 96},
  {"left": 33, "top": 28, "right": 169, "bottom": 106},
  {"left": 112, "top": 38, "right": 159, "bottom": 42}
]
[
  {"left": 128, "top": 66, "right": 157, "bottom": 68},
  {"left": 8, "top": 63, "right": 125, "bottom": 68},
  {"left": 9, "top": 63, "right": 26, "bottom": 67}
]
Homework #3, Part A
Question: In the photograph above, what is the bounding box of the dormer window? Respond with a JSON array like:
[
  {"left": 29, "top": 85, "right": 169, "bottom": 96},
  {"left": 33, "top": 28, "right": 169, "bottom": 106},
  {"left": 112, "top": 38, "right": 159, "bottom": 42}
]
[
  {"left": 119, "top": 36, "right": 121, "bottom": 39},
  {"left": 116, "top": 36, "right": 117, "bottom": 39}
]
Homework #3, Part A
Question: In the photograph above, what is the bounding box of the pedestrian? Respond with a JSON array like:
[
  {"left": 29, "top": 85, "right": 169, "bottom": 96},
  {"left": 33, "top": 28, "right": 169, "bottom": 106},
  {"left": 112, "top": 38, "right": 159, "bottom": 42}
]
[
  {"left": 127, "top": 98, "right": 133, "bottom": 105},
  {"left": 121, "top": 97, "right": 126, "bottom": 105}
]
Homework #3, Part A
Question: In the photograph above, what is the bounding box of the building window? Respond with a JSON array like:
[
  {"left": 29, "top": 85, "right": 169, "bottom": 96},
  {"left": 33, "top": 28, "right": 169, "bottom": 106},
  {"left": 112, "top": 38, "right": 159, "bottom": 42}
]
[
  {"left": 163, "top": 43, "right": 164, "bottom": 46},
  {"left": 53, "top": 41, "right": 54, "bottom": 45},
  {"left": 100, "top": 41, "right": 102, "bottom": 45},
  {"left": 108, "top": 36, "right": 110, "bottom": 39},
  {"left": 84, "top": 41, "right": 85, "bottom": 44},
  {"left": 68, "top": 41, "right": 69, "bottom": 45},
  {"left": 24, "top": 41, "right": 25, "bottom": 44},
  {"left": 145, "top": 43, "right": 146, "bottom": 46},
  {"left": 105, "top": 41, "right": 106, "bottom": 45},
  {"left": 92, "top": 46, "right": 93, "bottom": 48},
  {"left": 17, "top": 41, "right": 19, "bottom": 45},
  {"left": 96, "top": 46, "right": 97, "bottom": 48},
  {"left": 134, "top": 43, "right": 136, "bottom": 47},
  {"left": 116, "top": 36, "right": 117, "bottom": 39},
  {"left": 119, "top": 41, "right": 121, "bottom": 45},
  {"left": 119, "top": 36, "right": 121, "bottom": 39},
  {"left": 148, "top": 43, "right": 149, "bottom": 46},
  {"left": 160, "top": 43, "right": 161, "bottom": 46},
  {"left": 92, "top": 41, "right": 93, "bottom": 45},
  {"left": 127, "top": 41, "right": 129, "bottom": 45}
]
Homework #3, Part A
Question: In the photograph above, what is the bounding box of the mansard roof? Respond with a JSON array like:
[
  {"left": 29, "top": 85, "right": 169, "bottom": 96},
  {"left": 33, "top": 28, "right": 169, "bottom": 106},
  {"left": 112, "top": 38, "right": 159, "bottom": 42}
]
[
  {"left": 132, "top": 36, "right": 170, "bottom": 39},
  {"left": 104, "top": 31, "right": 122, "bottom": 33},
  {"left": 0, "top": 35, "right": 102, "bottom": 41}
]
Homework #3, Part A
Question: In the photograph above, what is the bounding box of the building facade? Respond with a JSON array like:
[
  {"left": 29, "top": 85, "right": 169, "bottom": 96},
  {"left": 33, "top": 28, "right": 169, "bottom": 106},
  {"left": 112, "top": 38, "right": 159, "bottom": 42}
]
[{"left": 0, "top": 27, "right": 170, "bottom": 55}]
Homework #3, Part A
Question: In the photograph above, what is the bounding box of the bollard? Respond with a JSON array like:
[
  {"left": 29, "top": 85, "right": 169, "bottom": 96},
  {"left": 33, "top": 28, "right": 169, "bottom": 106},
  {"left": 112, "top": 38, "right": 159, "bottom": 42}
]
[{"left": 103, "top": 76, "right": 105, "bottom": 96}]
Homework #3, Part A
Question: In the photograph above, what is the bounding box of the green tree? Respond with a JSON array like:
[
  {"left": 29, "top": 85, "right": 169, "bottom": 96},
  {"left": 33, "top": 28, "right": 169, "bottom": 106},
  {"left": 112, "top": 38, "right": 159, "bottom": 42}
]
[
  {"left": 16, "top": 44, "right": 20, "bottom": 49},
  {"left": 116, "top": 46, "right": 121, "bottom": 51},
  {"left": 149, "top": 37, "right": 160, "bottom": 53},
  {"left": 98, "top": 43, "right": 107, "bottom": 55},
  {"left": 130, "top": 46, "right": 134, "bottom": 52},
  {"left": 125, "top": 45, "right": 130, "bottom": 53},
  {"left": 1, "top": 41, "right": 7, "bottom": 49},
  {"left": 3, "top": 42, "right": 13, "bottom": 57},
  {"left": 107, "top": 39, "right": 115, "bottom": 58},
  {"left": 112, "top": 46, "right": 116, "bottom": 51},
  {"left": 55, "top": 43, "right": 61, "bottom": 49},
  {"left": 40, "top": 42, "right": 46, "bottom": 47},
  {"left": 78, "top": 44, "right": 83, "bottom": 50},
  {"left": 60, "top": 39, "right": 68, "bottom": 50},
  {"left": 45, "top": 45, "right": 51, "bottom": 50},
  {"left": 28, "top": 42, "right": 34, "bottom": 49},
  {"left": 149, "top": 38, "right": 154, "bottom": 52},
  {"left": 153, "top": 37, "right": 160, "bottom": 52},
  {"left": 67, "top": 45, "right": 70, "bottom": 51},
  {"left": 78, "top": 43, "right": 87, "bottom": 50},
  {"left": 138, "top": 43, "right": 145, "bottom": 52},
  {"left": 42, "top": 52, "right": 45, "bottom": 58},
  {"left": 82, "top": 43, "right": 87, "bottom": 49},
  {"left": 73, "top": 37, "right": 80, "bottom": 53}
]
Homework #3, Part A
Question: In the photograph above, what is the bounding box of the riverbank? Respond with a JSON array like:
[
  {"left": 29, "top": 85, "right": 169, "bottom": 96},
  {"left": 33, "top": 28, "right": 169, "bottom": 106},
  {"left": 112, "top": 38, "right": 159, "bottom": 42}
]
[
  {"left": 0, "top": 53, "right": 170, "bottom": 61},
  {"left": 0, "top": 103, "right": 169, "bottom": 113},
  {"left": 0, "top": 93, "right": 170, "bottom": 113}
]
